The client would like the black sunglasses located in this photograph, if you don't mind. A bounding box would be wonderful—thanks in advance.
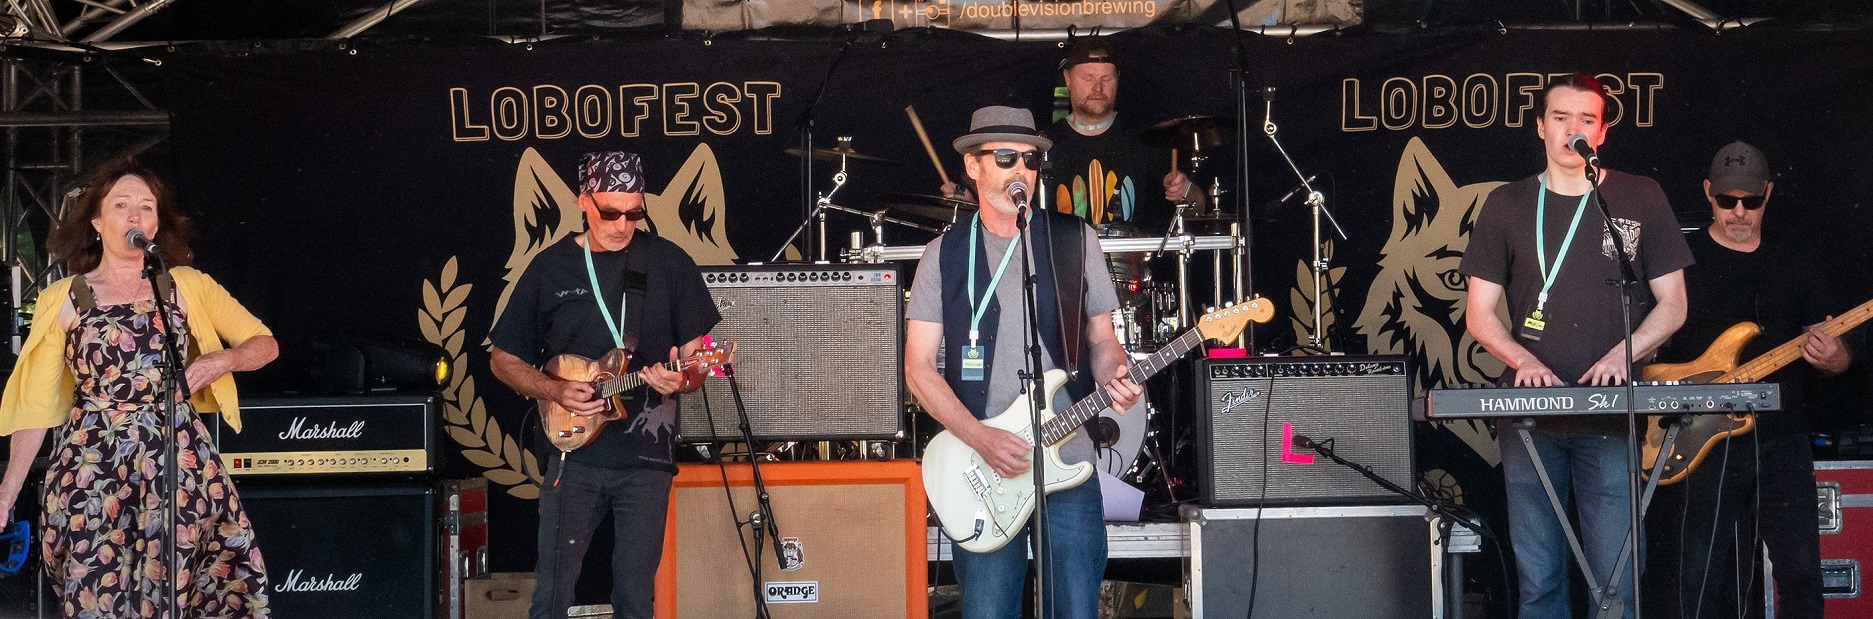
[595,206,648,221]
[975,149,1043,170]
[1713,195,1766,211]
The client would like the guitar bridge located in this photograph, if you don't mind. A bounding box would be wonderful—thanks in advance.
[964,466,991,500]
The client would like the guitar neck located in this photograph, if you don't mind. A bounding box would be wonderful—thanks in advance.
[1036,328,1204,446]
[595,359,685,398]
[1719,298,1873,383]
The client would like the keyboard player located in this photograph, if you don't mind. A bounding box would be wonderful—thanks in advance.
[1458,73,1694,619]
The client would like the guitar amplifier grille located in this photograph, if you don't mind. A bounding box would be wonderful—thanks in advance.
[1199,356,1413,506]
[679,265,903,442]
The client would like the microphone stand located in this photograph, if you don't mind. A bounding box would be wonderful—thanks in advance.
[725,363,786,619]
[139,243,189,619]
[1014,201,1051,619]
[1584,162,1646,619]
[1222,0,1258,350]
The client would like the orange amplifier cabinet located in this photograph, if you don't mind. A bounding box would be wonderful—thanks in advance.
[1818,460,1873,617]
[656,460,926,619]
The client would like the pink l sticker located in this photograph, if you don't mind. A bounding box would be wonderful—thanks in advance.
[1280,422,1314,464]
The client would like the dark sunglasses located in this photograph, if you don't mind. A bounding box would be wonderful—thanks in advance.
[975,149,1043,170]
[1712,195,1766,210]
[595,206,648,221]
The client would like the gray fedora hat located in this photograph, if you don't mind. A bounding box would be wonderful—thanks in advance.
[952,105,1053,154]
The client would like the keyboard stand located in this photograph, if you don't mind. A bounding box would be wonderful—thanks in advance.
[1511,415,1691,619]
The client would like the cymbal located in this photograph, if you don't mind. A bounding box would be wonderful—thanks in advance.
[874,193,977,221]
[1141,115,1236,151]
[783,145,897,163]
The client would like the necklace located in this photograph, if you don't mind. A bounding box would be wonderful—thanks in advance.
[1069,112,1115,132]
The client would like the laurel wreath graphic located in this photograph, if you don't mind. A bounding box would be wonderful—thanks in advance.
[420,257,544,499]
[1289,238,1348,348]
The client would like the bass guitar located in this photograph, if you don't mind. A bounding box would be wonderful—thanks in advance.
[1640,297,1873,484]
[924,301,1270,553]
[541,342,735,452]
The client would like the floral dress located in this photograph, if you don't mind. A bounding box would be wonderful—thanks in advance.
[41,282,270,617]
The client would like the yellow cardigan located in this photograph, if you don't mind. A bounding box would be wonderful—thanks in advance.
[0,267,272,435]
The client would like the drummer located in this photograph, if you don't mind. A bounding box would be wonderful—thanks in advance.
[941,35,1200,234]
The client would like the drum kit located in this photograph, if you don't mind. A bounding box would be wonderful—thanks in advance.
[772,114,1257,486]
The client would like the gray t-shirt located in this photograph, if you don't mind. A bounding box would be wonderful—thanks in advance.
[907,224,1121,464]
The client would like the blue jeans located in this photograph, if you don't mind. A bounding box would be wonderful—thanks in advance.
[951,480,1106,619]
[530,459,674,619]
[1499,422,1641,619]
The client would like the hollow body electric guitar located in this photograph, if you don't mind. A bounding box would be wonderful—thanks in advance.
[1640,298,1873,485]
[924,301,1271,553]
[541,342,735,452]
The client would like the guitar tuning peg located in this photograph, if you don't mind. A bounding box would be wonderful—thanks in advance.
[1205,306,1216,313]
[1225,301,1235,307]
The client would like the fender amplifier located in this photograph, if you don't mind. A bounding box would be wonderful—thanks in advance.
[1198,356,1414,506]
[678,264,904,442]
[209,394,437,477]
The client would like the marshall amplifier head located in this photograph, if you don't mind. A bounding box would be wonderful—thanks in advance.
[678,264,904,442]
[210,394,437,477]
[1198,356,1414,506]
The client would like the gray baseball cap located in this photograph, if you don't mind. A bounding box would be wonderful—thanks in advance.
[1707,141,1771,196]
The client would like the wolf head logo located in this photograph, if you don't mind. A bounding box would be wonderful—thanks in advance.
[1357,137,1508,389]
[1355,137,1508,463]
[490,145,739,334]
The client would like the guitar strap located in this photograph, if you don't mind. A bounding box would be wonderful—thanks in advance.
[620,244,648,355]
[1043,211,1087,375]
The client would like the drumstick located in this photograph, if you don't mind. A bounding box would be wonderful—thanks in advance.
[905,106,952,186]
[1170,148,1178,172]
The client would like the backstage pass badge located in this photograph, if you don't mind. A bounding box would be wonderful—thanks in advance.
[961,346,987,381]
[1520,309,1547,341]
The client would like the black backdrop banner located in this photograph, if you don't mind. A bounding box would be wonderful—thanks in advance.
[161,29,1873,576]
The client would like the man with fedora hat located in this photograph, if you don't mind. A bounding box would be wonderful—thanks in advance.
[906,105,1143,617]
[1645,140,1854,617]
[488,151,721,619]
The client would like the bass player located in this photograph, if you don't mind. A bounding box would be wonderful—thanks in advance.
[1644,140,1857,618]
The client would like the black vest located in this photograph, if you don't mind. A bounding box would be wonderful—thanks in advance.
[937,209,1093,418]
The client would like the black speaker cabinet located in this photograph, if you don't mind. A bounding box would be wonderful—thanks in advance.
[1185,505,1438,617]
[240,482,436,618]
[678,264,904,442]
[1197,356,1413,506]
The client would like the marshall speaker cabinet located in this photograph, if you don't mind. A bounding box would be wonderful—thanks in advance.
[240,482,437,618]
[1198,356,1413,506]
[678,264,904,442]
[211,394,437,477]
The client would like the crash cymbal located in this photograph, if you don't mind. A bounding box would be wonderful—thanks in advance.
[1141,115,1236,151]
[783,145,898,164]
[874,193,977,221]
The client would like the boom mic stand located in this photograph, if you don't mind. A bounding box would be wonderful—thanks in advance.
[724,362,791,619]
[792,32,861,261]
[139,242,188,618]
[1260,87,1346,352]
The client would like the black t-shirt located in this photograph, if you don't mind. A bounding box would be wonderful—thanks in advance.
[488,233,720,472]
[1657,231,1838,439]
[1461,170,1696,430]
[1043,116,1173,233]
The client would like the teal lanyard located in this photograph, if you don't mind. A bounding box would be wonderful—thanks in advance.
[581,236,629,349]
[966,212,1023,349]
[1535,173,1593,312]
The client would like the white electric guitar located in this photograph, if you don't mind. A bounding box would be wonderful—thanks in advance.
[923,301,1271,553]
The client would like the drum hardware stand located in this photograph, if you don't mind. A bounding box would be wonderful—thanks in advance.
[838,208,941,263]
[771,140,854,262]
[1261,87,1345,350]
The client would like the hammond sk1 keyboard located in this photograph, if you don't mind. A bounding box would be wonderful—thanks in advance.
[1421,382,1781,420]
